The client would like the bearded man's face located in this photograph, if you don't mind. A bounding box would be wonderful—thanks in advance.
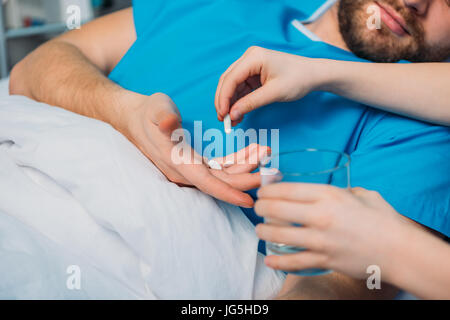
[338,0,450,62]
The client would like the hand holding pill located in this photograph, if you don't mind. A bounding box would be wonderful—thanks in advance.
[214,47,319,122]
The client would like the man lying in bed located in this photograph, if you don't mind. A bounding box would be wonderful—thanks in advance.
[9,0,450,299]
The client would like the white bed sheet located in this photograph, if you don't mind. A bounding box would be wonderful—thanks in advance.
[0,79,285,299]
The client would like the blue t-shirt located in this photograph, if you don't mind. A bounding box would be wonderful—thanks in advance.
[110,0,450,238]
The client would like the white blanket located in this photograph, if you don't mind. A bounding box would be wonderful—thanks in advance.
[0,81,284,299]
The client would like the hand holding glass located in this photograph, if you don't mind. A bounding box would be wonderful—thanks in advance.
[259,149,351,276]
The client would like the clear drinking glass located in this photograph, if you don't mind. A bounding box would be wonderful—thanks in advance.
[259,149,351,276]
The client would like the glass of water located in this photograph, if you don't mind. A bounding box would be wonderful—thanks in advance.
[259,149,351,276]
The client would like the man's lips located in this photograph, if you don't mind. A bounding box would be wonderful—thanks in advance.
[374,1,410,37]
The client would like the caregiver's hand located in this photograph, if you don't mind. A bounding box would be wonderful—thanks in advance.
[123,92,268,208]
[215,46,323,122]
[254,183,414,280]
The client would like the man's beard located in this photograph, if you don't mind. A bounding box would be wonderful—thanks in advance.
[338,0,449,62]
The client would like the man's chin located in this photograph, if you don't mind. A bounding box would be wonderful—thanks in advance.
[349,45,405,63]
[350,31,415,62]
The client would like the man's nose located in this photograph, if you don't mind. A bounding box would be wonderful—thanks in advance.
[403,0,430,16]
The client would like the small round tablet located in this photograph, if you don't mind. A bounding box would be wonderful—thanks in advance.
[207,159,223,170]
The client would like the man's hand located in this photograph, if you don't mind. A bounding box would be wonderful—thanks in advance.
[215,46,325,124]
[8,6,268,208]
[123,92,269,208]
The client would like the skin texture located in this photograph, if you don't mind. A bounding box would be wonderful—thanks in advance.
[255,184,450,299]
[9,8,270,209]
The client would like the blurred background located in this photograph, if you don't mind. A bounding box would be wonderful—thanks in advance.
[0,0,132,79]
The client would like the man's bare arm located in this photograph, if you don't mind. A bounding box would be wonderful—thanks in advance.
[9,7,138,133]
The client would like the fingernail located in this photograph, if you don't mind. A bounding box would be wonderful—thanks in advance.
[256,188,263,198]
[230,109,240,121]
[242,201,254,209]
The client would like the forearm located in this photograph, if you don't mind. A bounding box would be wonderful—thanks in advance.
[385,225,450,299]
[314,59,450,126]
[9,40,141,133]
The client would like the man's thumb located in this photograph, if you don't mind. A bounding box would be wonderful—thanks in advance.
[149,93,182,135]
[158,113,182,136]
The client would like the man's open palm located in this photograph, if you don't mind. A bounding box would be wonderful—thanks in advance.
[125,93,269,208]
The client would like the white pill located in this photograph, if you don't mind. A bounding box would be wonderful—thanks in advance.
[223,160,234,168]
[224,114,232,134]
[208,159,223,170]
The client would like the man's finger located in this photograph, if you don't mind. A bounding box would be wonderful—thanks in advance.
[148,93,182,136]
[151,153,190,186]
[169,142,255,207]
[211,171,261,191]
[158,113,182,136]
[180,163,255,208]
[222,144,271,174]
[223,162,259,175]
[214,144,270,168]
